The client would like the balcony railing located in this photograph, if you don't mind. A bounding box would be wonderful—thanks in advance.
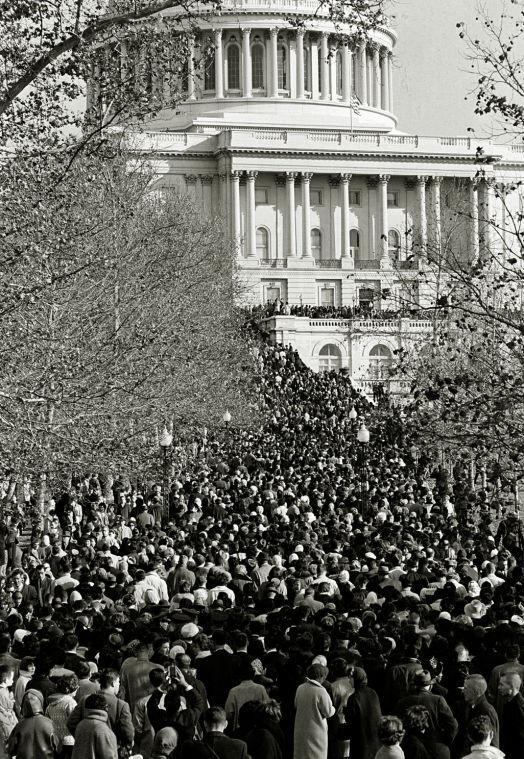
[314,259,342,269]
[259,258,288,268]
[355,260,379,270]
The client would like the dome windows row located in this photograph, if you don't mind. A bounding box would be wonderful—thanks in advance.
[255,226,402,262]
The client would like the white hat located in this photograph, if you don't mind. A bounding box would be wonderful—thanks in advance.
[180,622,200,639]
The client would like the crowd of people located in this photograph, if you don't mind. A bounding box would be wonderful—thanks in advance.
[0,323,522,759]
[254,302,434,321]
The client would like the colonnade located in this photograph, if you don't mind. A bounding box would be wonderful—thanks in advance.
[223,172,493,263]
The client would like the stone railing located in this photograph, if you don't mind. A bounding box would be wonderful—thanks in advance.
[355,260,380,269]
[259,258,288,268]
[314,259,342,269]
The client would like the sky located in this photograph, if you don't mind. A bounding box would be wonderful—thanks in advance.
[391,0,499,136]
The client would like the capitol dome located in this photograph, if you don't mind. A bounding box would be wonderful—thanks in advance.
[146,0,397,131]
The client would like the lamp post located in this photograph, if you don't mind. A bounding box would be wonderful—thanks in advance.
[348,406,358,422]
[357,423,370,516]
[159,425,173,522]
[222,410,232,428]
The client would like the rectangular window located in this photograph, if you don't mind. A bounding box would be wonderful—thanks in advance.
[310,189,323,206]
[255,188,269,205]
[277,46,288,90]
[387,191,400,208]
[349,191,361,206]
[320,288,335,306]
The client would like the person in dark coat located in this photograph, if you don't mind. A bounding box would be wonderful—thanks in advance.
[498,672,524,759]
[176,706,251,759]
[196,631,238,707]
[237,700,284,759]
[342,667,381,759]
[7,689,57,759]
[457,674,499,754]
[70,693,118,759]
[396,669,457,752]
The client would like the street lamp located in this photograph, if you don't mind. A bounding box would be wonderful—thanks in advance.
[159,426,173,522]
[357,424,371,516]
[222,410,232,427]
[348,407,358,422]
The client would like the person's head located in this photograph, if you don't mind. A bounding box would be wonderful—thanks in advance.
[498,672,522,699]
[377,716,405,747]
[76,660,92,680]
[62,633,78,652]
[148,668,166,689]
[467,715,494,747]
[20,657,36,676]
[464,674,488,706]
[0,666,14,688]
[98,670,120,695]
[85,693,108,712]
[56,673,78,695]
[404,705,430,735]
[203,706,228,733]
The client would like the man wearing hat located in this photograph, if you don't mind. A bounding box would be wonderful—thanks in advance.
[397,669,458,749]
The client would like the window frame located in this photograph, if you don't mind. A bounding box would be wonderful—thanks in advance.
[256,226,270,260]
[311,227,322,260]
[226,40,241,92]
[255,187,270,205]
[251,40,265,91]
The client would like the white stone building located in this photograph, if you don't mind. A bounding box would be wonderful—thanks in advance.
[110,0,524,389]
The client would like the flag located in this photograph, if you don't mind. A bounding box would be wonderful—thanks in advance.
[351,94,362,116]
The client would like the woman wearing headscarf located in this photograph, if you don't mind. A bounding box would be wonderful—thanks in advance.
[7,689,57,759]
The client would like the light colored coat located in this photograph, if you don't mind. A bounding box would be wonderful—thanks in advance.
[293,678,335,759]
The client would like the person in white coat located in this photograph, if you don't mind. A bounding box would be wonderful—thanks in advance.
[293,663,335,759]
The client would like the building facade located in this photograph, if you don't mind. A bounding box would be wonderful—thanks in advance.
[107,0,524,388]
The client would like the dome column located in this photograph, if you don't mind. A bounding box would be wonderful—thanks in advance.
[301,173,314,259]
[214,29,224,99]
[329,40,337,101]
[372,44,380,108]
[296,30,305,99]
[187,36,196,100]
[242,28,252,97]
[246,171,258,258]
[429,176,443,260]
[342,43,352,103]
[269,28,279,98]
[286,172,298,257]
[311,36,320,99]
[380,48,389,111]
[320,33,330,100]
[358,42,368,106]
[388,53,394,112]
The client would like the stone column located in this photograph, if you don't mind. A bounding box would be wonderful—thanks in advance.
[187,36,196,100]
[296,30,305,99]
[416,176,428,256]
[378,174,390,261]
[311,36,320,99]
[483,177,496,256]
[231,171,242,255]
[380,49,389,111]
[430,176,442,260]
[469,178,480,264]
[246,170,258,258]
[242,28,252,97]
[286,172,298,257]
[302,172,313,258]
[372,45,380,108]
[219,172,228,228]
[342,43,351,103]
[388,53,394,112]
[214,29,224,98]
[340,173,352,258]
[359,42,368,105]
[320,33,329,100]
[329,42,337,101]
[269,28,279,97]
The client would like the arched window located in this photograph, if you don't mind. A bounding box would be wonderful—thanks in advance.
[311,228,322,260]
[388,229,401,261]
[336,49,343,96]
[251,42,265,90]
[318,344,342,372]
[303,46,310,93]
[226,42,241,90]
[350,229,360,259]
[256,227,270,260]
[369,344,393,379]
[277,43,288,90]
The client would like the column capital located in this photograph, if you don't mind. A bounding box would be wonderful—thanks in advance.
[340,173,352,183]
[286,171,299,181]
[379,46,389,60]
[231,170,242,180]
[184,174,198,183]
[246,170,259,180]
[270,27,279,38]
[214,28,223,40]
[368,41,379,54]
[241,27,251,36]
[430,175,443,186]
[296,27,305,38]
[218,172,228,181]
[378,174,390,184]
[301,172,313,182]
[200,174,213,185]
[416,175,430,185]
